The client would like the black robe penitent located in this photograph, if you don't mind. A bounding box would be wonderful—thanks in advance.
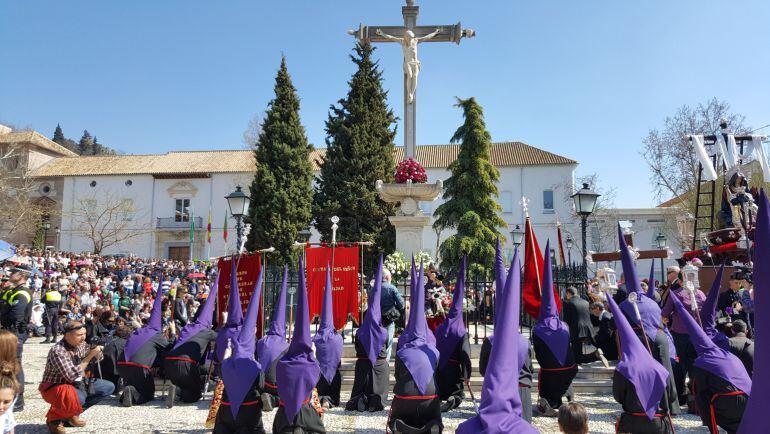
[272,394,326,434]
[315,365,341,408]
[691,366,748,434]
[164,328,216,403]
[612,371,674,434]
[118,333,169,405]
[630,327,681,416]
[213,375,266,434]
[345,339,389,412]
[479,336,533,423]
[532,334,577,409]
[436,333,471,404]
[388,355,442,433]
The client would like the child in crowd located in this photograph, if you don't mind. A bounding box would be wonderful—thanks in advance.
[0,362,19,434]
[558,402,589,434]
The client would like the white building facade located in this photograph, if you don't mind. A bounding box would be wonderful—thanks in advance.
[33,142,580,261]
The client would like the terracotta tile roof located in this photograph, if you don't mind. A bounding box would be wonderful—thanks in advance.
[0,130,78,157]
[31,141,575,177]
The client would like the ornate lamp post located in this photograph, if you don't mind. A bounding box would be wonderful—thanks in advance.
[565,234,574,266]
[655,232,668,283]
[42,220,51,249]
[571,183,600,270]
[225,186,251,253]
[510,224,525,248]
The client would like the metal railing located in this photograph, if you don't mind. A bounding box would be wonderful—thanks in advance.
[156,216,203,229]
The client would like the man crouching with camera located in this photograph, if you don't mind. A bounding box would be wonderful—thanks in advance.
[38,320,115,433]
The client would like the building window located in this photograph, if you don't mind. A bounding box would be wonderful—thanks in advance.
[89,180,97,188]
[125,180,133,187]
[543,190,554,213]
[122,199,135,221]
[500,191,513,213]
[175,199,190,222]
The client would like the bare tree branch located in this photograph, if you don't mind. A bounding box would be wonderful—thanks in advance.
[69,191,149,254]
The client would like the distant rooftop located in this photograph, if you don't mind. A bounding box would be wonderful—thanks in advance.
[0,129,78,157]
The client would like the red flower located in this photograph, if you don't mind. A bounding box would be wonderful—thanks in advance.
[394,158,427,184]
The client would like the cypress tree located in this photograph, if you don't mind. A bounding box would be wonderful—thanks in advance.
[313,42,397,255]
[52,124,65,144]
[78,130,93,155]
[92,136,103,155]
[434,97,506,273]
[244,56,314,265]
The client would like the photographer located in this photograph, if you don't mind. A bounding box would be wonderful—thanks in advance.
[39,320,114,433]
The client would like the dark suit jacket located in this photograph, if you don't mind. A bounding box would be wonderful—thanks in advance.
[562,296,596,342]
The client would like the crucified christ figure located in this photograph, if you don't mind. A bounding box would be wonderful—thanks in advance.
[375,26,443,104]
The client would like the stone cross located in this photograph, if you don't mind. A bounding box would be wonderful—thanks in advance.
[349,0,475,159]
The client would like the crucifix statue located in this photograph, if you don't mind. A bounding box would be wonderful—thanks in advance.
[348,0,475,159]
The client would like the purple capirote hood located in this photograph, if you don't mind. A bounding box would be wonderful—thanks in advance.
[456,249,538,434]
[356,254,388,365]
[737,189,770,434]
[699,264,731,351]
[396,259,439,395]
[124,287,164,361]
[215,258,246,362]
[532,241,570,366]
[312,263,343,384]
[174,272,219,350]
[607,287,669,420]
[276,257,320,422]
[256,266,289,372]
[435,255,468,370]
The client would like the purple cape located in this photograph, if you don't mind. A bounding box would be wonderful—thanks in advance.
[216,260,245,362]
[532,241,570,366]
[738,189,769,434]
[221,268,264,419]
[256,266,289,372]
[312,263,343,384]
[456,249,538,434]
[124,286,164,361]
[699,264,731,351]
[357,254,388,365]
[396,259,439,395]
[617,225,663,343]
[276,257,320,422]
[435,256,468,370]
[670,283,751,394]
[174,272,219,350]
[607,286,669,420]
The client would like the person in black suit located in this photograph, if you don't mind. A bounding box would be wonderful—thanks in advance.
[562,287,607,366]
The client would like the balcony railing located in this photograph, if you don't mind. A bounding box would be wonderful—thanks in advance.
[156,216,203,229]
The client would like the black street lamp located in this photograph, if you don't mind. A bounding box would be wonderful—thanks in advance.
[42,220,51,249]
[225,186,251,253]
[571,183,600,268]
[565,234,574,266]
[655,232,667,283]
[510,224,525,248]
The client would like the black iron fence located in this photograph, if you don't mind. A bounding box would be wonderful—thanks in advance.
[258,261,589,344]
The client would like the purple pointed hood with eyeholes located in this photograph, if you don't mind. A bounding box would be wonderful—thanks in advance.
[607,285,669,420]
[215,260,245,362]
[276,257,320,423]
[738,188,769,433]
[357,254,388,365]
[312,263,343,384]
[124,284,164,361]
[670,284,751,394]
[488,243,528,370]
[396,258,439,395]
[174,271,220,350]
[221,268,264,419]
[256,266,290,372]
[435,255,468,370]
[617,225,663,343]
[533,241,570,366]
[699,264,731,351]
[456,249,538,434]
[647,261,657,299]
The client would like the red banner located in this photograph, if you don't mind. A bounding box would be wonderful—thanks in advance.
[217,254,264,337]
[305,246,360,330]
[522,218,562,318]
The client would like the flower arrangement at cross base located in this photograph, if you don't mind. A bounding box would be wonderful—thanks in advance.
[394,157,428,184]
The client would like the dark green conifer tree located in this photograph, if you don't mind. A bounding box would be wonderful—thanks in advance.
[434,97,506,273]
[78,130,93,155]
[313,42,397,255]
[244,57,313,265]
[52,124,65,144]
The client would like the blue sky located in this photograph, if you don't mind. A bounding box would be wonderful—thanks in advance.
[2,1,769,208]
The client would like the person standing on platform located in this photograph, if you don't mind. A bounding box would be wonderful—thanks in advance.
[312,266,343,409]
[563,286,607,366]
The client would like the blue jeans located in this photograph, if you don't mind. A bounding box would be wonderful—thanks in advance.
[385,322,395,362]
[76,379,115,410]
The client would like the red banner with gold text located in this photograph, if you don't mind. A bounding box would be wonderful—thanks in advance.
[217,254,263,337]
[305,246,360,330]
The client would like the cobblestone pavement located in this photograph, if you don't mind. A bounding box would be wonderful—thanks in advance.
[14,337,713,433]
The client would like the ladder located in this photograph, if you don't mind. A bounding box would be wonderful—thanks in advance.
[691,155,718,251]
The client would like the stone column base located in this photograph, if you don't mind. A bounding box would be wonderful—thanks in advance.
[389,215,432,259]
